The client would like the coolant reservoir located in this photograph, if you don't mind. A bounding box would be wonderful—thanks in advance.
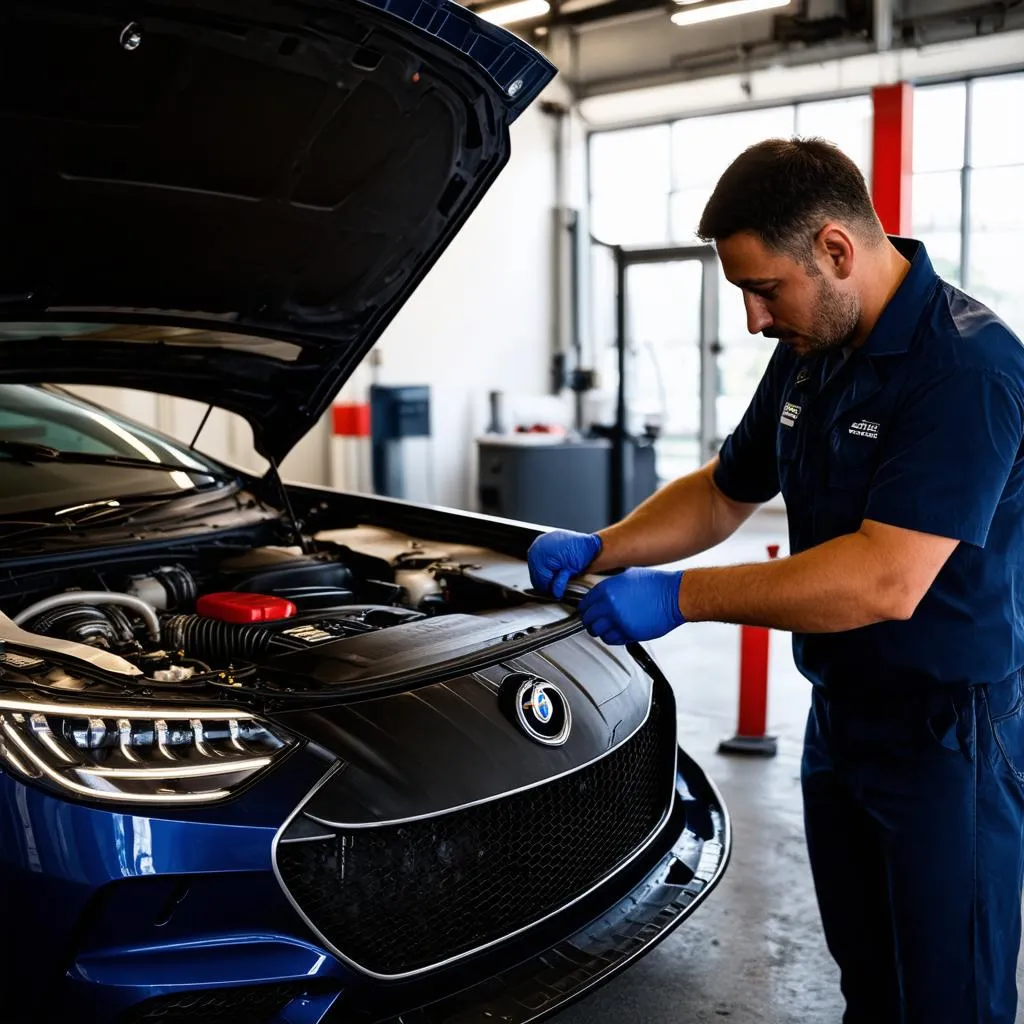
[394,569,441,609]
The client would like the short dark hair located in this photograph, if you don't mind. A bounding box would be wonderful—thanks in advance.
[696,137,885,266]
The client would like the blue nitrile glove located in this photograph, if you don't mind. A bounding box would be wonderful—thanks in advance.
[579,568,686,646]
[527,530,603,600]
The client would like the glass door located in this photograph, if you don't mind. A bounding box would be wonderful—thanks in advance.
[713,262,776,463]
[615,248,721,486]
[625,259,704,482]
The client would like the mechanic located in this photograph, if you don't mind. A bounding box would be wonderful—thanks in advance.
[528,138,1024,1024]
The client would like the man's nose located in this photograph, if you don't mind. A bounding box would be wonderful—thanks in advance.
[744,293,773,335]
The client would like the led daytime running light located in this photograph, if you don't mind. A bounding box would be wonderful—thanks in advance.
[0,694,295,804]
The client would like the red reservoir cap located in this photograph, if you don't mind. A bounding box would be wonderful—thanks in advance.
[196,592,297,623]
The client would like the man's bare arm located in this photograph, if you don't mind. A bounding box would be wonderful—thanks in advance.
[678,519,958,632]
[590,458,761,572]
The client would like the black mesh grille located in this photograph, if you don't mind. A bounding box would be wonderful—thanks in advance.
[276,690,675,977]
[120,982,322,1024]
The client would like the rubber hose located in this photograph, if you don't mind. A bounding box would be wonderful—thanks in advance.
[163,615,277,665]
[14,592,161,642]
[27,605,121,647]
[156,566,197,610]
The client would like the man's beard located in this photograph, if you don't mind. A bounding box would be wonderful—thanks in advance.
[801,277,860,354]
[764,278,861,354]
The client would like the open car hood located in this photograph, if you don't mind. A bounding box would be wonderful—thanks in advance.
[0,1,555,464]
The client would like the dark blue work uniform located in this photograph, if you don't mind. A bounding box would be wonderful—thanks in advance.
[714,238,1024,1024]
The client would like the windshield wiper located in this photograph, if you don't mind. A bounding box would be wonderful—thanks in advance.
[0,486,245,543]
[0,439,232,479]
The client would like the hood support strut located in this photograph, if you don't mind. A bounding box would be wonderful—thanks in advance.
[267,456,310,555]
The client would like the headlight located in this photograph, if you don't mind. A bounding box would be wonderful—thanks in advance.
[0,694,296,804]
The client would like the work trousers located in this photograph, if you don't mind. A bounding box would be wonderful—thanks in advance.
[802,672,1024,1024]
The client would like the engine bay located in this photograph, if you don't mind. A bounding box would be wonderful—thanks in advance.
[0,524,573,702]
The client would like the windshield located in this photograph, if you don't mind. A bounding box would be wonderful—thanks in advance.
[0,385,232,518]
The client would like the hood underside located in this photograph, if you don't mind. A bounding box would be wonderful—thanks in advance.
[0,1,555,463]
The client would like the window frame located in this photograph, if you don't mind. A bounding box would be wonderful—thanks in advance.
[585,89,877,249]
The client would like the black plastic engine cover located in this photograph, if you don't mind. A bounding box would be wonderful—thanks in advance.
[215,547,357,608]
[271,633,651,825]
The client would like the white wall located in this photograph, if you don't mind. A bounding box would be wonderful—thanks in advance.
[347,103,560,510]
[67,101,561,510]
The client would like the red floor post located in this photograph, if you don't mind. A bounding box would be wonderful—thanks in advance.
[718,544,780,758]
[330,401,373,493]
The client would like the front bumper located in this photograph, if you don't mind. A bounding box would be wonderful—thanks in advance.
[355,747,730,1024]
[0,743,728,1024]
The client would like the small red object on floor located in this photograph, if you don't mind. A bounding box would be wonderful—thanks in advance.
[196,592,297,624]
[718,544,780,758]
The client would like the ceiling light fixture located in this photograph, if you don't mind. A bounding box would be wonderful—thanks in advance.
[671,0,790,27]
[479,0,551,25]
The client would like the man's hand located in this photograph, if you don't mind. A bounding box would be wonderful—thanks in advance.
[527,530,602,599]
[579,568,686,645]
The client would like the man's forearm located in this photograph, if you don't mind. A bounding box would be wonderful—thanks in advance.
[591,461,757,571]
[678,529,918,633]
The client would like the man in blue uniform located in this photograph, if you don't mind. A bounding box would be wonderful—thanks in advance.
[528,138,1024,1024]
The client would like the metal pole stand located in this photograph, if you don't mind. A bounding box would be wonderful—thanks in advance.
[718,544,780,758]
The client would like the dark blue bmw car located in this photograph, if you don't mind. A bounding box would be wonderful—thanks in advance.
[0,3,729,1021]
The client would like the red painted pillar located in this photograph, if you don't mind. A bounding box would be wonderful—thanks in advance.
[871,83,914,236]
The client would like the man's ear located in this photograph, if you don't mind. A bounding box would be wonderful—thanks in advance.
[816,224,855,280]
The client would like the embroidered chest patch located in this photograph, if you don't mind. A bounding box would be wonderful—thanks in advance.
[848,419,880,440]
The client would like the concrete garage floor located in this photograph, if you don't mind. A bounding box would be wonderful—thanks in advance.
[554,511,1024,1024]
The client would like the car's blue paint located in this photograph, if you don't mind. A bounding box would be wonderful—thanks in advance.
[0,749,723,1024]
[1,797,337,1019]
[357,0,556,121]
[0,748,353,1020]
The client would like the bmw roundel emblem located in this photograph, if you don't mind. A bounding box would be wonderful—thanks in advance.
[505,673,572,746]
[532,689,553,724]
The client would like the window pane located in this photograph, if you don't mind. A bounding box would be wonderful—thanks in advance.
[913,169,962,286]
[593,260,706,480]
[913,83,966,172]
[795,95,874,183]
[590,125,671,196]
[970,73,1024,169]
[718,264,749,345]
[715,263,775,444]
[969,233,1024,338]
[592,245,620,422]
[589,244,617,358]
[968,165,1024,337]
[672,106,796,191]
[624,261,703,479]
[591,193,669,246]
[915,232,962,288]
[716,340,775,452]
[627,262,701,351]
[670,186,713,244]
[912,170,962,233]
[971,167,1024,232]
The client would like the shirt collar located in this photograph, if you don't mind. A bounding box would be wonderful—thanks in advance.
[861,236,939,357]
